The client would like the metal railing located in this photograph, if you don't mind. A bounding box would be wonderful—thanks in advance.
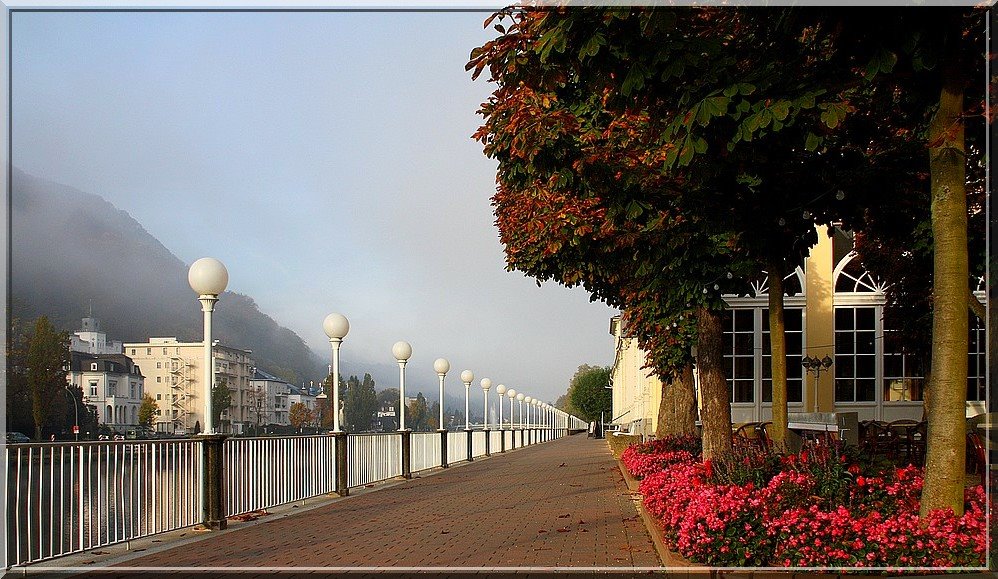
[224,435,336,517]
[347,433,401,487]
[6,424,581,568]
[471,431,487,458]
[5,439,201,568]
[409,432,441,473]
[446,431,467,465]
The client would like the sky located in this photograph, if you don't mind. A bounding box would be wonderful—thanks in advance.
[11,10,618,405]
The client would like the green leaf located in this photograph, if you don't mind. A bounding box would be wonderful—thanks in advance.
[770,100,790,122]
[678,142,694,166]
[723,84,738,98]
[625,200,644,220]
[621,62,647,96]
[579,32,605,59]
[738,83,756,96]
[805,132,822,151]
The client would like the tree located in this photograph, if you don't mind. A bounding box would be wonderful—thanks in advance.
[428,401,441,431]
[27,316,70,441]
[344,373,378,432]
[289,402,313,433]
[468,7,835,459]
[6,317,33,436]
[567,365,611,423]
[470,6,985,475]
[138,394,158,429]
[408,392,430,432]
[211,380,232,433]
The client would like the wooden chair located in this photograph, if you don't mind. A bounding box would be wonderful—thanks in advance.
[967,431,986,475]
[755,421,773,452]
[859,420,892,457]
[887,419,920,464]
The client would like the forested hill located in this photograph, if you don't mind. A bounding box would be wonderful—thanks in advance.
[9,168,325,384]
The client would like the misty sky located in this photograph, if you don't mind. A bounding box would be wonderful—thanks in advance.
[12,10,618,404]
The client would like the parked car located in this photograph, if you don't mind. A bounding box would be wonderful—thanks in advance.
[6,432,30,444]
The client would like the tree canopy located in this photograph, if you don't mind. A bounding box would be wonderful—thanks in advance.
[567,364,612,423]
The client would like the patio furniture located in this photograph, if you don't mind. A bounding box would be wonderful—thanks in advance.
[886,419,920,465]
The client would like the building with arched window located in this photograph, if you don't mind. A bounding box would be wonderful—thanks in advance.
[610,227,986,434]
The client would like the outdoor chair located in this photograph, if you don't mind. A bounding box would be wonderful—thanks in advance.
[859,420,892,457]
[886,419,920,464]
[754,421,773,452]
[732,422,760,444]
[967,431,986,475]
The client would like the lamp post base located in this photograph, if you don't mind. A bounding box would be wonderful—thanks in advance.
[400,430,412,479]
[439,429,448,468]
[199,433,228,530]
[333,432,348,496]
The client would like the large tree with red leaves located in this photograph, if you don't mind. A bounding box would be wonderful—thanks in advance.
[469,6,986,489]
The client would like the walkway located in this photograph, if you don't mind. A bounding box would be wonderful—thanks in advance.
[64,434,660,575]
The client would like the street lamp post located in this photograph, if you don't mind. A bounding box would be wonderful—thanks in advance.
[188,257,228,435]
[524,396,532,428]
[393,341,412,431]
[516,393,525,446]
[801,355,834,406]
[480,378,492,430]
[506,389,516,448]
[394,341,413,479]
[495,384,506,452]
[480,378,491,455]
[462,371,474,431]
[496,385,506,429]
[187,256,228,531]
[435,359,451,429]
[323,314,349,433]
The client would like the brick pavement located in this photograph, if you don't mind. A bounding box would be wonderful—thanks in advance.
[85,434,660,574]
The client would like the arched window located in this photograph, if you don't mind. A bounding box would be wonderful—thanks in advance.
[105,405,113,424]
[833,252,890,294]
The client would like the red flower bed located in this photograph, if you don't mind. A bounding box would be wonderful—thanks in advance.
[622,438,986,568]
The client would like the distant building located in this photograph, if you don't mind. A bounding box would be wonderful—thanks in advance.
[123,338,254,435]
[70,316,123,355]
[66,351,144,432]
[249,369,291,430]
[374,402,397,432]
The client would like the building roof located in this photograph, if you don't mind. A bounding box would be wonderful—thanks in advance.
[69,351,144,377]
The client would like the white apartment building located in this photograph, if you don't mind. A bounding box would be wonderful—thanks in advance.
[248,369,291,430]
[66,352,144,432]
[123,338,255,435]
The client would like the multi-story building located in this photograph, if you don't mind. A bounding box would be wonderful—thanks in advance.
[610,228,987,434]
[70,316,124,355]
[66,351,144,432]
[248,369,291,430]
[123,337,255,435]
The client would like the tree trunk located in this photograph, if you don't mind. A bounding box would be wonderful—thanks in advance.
[656,363,697,438]
[921,48,968,517]
[767,259,788,449]
[696,306,733,462]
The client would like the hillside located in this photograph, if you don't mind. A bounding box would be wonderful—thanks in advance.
[9,168,325,384]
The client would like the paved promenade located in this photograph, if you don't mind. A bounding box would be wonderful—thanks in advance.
[56,434,659,576]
